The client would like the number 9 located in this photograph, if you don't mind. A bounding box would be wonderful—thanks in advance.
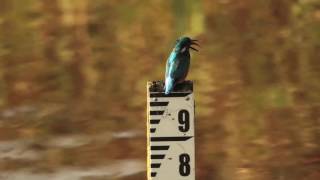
[178,109,190,132]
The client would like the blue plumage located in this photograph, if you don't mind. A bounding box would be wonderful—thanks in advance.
[164,37,199,94]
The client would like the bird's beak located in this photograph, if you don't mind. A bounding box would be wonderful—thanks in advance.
[190,39,200,51]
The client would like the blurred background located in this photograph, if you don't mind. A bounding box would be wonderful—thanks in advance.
[0,0,320,179]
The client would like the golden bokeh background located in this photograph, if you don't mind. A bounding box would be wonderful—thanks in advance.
[0,0,320,179]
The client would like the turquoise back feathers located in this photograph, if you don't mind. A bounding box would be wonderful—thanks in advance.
[164,37,199,94]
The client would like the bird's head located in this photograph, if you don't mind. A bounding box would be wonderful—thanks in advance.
[174,37,199,53]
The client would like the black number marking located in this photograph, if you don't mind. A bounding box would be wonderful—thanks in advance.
[178,109,190,132]
[179,153,191,176]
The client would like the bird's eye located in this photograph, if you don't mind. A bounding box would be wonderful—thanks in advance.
[176,39,179,43]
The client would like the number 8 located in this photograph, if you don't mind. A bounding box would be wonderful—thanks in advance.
[179,153,190,176]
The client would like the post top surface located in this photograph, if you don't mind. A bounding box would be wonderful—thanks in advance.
[148,80,193,93]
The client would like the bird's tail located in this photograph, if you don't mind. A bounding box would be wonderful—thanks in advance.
[164,77,174,95]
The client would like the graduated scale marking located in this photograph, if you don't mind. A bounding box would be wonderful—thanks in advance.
[148,92,194,178]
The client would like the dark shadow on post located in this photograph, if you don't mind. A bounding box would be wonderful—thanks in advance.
[148,80,193,93]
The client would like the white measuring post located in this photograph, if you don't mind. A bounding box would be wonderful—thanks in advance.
[147,81,195,180]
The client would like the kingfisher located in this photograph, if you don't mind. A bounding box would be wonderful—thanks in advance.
[164,37,199,94]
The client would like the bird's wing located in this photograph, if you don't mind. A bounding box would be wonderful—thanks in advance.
[165,50,177,78]
[166,50,188,81]
[169,54,190,82]
[168,57,180,80]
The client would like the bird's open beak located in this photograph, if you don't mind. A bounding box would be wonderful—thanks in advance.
[190,39,200,51]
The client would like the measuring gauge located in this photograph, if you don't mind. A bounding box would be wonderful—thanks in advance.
[147,81,195,180]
